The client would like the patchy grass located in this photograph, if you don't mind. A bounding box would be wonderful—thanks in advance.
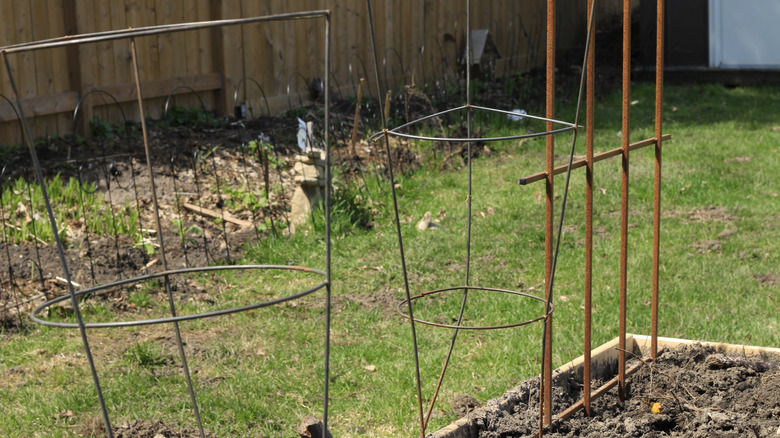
[1,82,779,437]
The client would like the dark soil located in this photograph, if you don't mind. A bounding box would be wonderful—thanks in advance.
[111,419,217,438]
[473,344,780,437]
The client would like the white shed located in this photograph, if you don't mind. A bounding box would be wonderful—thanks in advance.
[709,0,780,68]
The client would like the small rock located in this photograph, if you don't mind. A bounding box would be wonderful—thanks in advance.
[416,211,433,231]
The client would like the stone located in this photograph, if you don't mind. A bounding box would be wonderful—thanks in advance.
[289,149,327,233]
[293,162,325,186]
[289,185,323,233]
[416,211,439,231]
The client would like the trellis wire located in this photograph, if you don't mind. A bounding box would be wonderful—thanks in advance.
[163,86,208,120]
[287,71,311,110]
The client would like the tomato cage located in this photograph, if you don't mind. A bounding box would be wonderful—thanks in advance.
[1,11,333,438]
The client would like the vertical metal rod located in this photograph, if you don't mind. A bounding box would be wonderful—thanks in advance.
[651,0,665,361]
[129,38,206,438]
[464,0,473,290]
[423,0,474,430]
[584,0,596,417]
[2,50,115,438]
[618,0,631,403]
[537,4,597,433]
[364,2,426,436]
[541,0,555,429]
[322,12,332,437]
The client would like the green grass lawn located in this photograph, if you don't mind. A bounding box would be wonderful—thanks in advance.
[1,82,779,437]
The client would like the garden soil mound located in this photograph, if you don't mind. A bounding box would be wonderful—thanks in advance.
[475,343,780,437]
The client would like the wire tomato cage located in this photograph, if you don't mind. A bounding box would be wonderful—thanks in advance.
[365,0,669,436]
[1,11,333,438]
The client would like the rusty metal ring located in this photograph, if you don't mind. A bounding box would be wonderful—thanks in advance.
[396,285,553,330]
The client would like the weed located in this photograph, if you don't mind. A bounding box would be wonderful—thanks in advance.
[128,289,153,308]
[171,218,203,246]
[124,341,170,367]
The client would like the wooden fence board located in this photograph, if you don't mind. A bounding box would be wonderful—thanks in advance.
[96,73,221,104]
[0,91,78,123]
[0,0,614,142]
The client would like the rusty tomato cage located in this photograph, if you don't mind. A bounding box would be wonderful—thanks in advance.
[366,0,670,436]
[1,11,334,438]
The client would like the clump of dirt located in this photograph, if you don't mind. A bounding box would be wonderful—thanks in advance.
[471,344,780,437]
[342,288,402,316]
[687,206,738,222]
[112,419,217,438]
[691,239,722,254]
[755,273,780,287]
[71,417,217,438]
[452,394,481,418]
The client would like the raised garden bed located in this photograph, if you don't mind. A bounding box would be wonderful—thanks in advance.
[431,335,780,438]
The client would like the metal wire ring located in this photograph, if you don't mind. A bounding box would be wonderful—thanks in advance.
[396,285,553,330]
[368,104,581,144]
[31,265,327,329]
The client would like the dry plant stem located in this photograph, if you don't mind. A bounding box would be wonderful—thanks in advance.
[351,78,365,157]
[384,90,391,125]
[768,295,780,313]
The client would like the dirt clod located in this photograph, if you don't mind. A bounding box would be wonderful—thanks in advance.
[111,419,217,438]
[452,394,481,418]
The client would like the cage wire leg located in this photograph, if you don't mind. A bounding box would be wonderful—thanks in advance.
[364,1,427,436]
[537,2,597,434]
[323,14,332,435]
[0,188,25,329]
[421,1,474,431]
[1,50,116,438]
[129,38,207,438]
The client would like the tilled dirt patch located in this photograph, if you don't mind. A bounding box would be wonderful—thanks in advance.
[471,344,780,437]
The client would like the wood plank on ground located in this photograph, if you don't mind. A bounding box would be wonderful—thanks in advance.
[182,202,253,228]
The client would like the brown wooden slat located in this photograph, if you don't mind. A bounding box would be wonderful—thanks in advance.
[93,72,221,105]
[0,90,78,122]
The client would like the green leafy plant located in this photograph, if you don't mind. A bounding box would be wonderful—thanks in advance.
[164,106,225,128]
[171,218,203,247]
[89,118,114,139]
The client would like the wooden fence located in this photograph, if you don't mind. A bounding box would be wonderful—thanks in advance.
[0,0,629,144]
